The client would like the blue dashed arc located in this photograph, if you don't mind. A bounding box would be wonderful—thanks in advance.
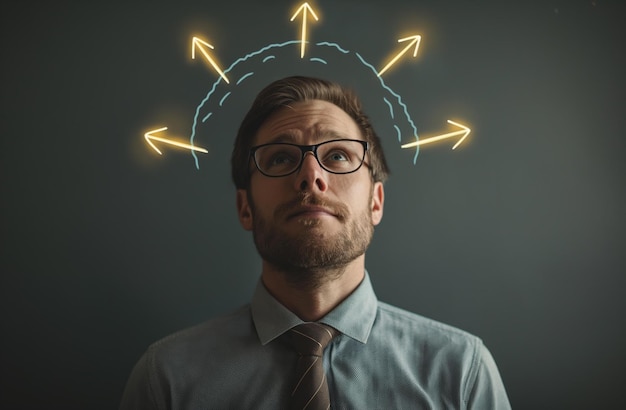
[189,40,422,169]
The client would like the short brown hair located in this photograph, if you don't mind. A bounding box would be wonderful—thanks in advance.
[231,76,390,189]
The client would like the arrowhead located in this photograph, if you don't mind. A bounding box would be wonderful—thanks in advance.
[191,36,214,59]
[378,34,422,76]
[144,127,209,155]
[398,35,422,57]
[144,127,168,155]
[448,120,471,149]
[291,2,319,21]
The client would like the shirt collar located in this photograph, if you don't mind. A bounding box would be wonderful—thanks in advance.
[251,271,378,345]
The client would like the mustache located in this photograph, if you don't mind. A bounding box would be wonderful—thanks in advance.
[275,192,348,220]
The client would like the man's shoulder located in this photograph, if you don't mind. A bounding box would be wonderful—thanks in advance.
[375,301,482,349]
[146,304,254,357]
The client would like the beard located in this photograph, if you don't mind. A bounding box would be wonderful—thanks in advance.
[249,190,374,289]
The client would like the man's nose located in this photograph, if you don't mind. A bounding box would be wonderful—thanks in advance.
[295,152,329,192]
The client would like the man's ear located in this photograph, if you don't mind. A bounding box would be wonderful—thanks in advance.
[236,189,253,231]
[371,182,384,226]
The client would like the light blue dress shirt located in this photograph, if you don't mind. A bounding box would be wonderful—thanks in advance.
[120,273,511,409]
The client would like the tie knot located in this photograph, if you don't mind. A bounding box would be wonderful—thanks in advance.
[289,323,337,357]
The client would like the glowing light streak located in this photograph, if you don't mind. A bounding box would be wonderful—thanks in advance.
[145,127,208,155]
[401,120,471,150]
[378,35,422,77]
[191,36,230,84]
[290,2,319,58]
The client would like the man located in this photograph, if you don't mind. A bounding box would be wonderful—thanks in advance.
[120,76,511,409]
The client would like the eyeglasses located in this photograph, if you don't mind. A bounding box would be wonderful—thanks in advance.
[250,139,369,177]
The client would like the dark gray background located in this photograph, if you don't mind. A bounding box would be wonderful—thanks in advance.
[2,1,624,409]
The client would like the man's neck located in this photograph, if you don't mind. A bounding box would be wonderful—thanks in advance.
[260,257,366,322]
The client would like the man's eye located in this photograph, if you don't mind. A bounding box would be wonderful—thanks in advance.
[269,152,297,166]
[326,150,349,162]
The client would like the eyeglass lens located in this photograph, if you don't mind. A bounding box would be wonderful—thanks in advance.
[254,140,366,176]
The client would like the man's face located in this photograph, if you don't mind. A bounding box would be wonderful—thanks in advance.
[236,100,384,286]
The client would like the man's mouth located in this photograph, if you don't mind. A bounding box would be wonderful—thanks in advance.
[288,205,337,219]
[276,192,348,222]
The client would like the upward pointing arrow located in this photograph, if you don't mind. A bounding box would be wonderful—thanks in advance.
[378,35,422,77]
[191,36,230,84]
[290,2,319,58]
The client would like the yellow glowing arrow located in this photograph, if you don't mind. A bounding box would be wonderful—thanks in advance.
[378,35,422,77]
[191,36,230,84]
[290,2,319,58]
[401,120,471,150]
[144,127,208,155]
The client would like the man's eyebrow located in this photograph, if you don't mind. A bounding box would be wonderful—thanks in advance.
[264,130,352,144]
[265,133,298,144]
[320,130,351,140]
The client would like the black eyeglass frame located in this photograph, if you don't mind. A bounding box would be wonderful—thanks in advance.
[249,138,370,178]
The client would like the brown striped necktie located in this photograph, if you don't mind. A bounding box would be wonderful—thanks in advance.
[288,323,338,410]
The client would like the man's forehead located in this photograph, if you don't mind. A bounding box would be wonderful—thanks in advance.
[253,100,361,144]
